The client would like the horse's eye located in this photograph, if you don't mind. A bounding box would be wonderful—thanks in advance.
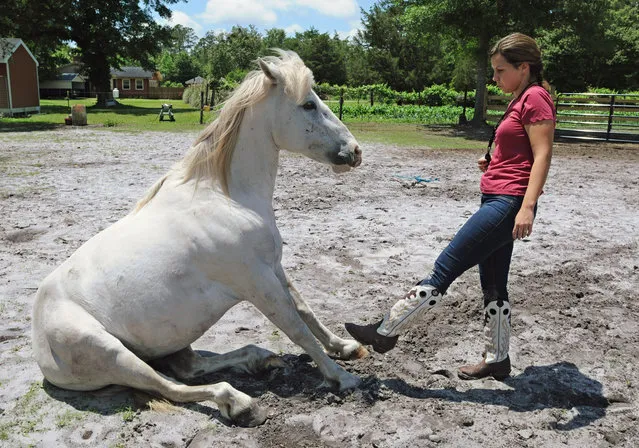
[302,101,316,111]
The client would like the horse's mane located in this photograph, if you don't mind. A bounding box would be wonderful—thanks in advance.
[135,50,313,212]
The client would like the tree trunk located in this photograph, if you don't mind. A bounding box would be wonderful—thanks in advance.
[86,55,113,107]
[471,33,490,126]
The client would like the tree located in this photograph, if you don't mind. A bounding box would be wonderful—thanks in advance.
[357,1,451,91]
[157,51,201,85]
[400,0,511,125]
[344,40,381,86]
[169,25,199,53]
[603,0,639,90]
[69,0,179,105]
[3,0,179,105]
[263,28,287,51]
[1,0,70,77]
[287,29,347,85]
[399,0,615,124]
[226,25,263,71]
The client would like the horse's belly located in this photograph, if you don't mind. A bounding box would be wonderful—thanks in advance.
[110,283,241,359]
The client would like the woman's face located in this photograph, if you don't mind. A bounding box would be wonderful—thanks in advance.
[491,53,529,95]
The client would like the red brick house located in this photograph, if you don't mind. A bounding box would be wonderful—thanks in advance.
[0,38,40,116]
[110,67,159,98]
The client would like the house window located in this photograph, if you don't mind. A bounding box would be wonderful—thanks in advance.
[122,79,131,90]
[112,79,117,89]
[135,79,144,90]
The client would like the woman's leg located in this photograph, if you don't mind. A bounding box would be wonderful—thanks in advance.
[457,244,515,380]
[427,195,522,293]
[346,195,522,352]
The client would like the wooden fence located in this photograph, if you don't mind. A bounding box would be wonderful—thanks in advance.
[148,87,184,100]
[486,92,639,143]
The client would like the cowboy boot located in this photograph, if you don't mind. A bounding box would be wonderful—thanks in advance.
[458,298,512,380]
[345,284,442,353]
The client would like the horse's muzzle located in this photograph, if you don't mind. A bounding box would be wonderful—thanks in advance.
[336,145,362,167]
[350,145,362,167]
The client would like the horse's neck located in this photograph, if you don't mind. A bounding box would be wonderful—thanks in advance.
[228,112,279,211]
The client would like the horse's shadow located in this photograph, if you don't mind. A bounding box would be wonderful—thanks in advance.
[43,354,609,430]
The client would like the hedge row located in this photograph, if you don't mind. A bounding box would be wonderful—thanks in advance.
[314,83,505,107]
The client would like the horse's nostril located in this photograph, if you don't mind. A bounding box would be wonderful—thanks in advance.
[354,145,361,155]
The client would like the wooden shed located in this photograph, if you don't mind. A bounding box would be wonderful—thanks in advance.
[0,38,40,116]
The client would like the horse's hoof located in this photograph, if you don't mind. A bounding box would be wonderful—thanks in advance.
[350,345,369,360]
[330,340,369,360]
[338,373,361,392]
[232,403,269,427]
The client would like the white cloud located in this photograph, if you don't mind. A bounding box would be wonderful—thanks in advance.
[200,0,278,25]
[336,27,360,40]
[295,0,358,18]
[198,0,358,25]
[284,24,304,35]
[168,11,204,36]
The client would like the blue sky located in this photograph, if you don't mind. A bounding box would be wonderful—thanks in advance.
[163,0,378,39]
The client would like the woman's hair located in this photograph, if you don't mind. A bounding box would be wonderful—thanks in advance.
[490,33,549,90]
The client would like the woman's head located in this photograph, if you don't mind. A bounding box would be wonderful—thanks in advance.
[490,33,546,94]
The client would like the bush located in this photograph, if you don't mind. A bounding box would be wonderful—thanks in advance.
[182,86,203,108]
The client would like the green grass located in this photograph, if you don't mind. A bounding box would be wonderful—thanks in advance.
[0,382,45,439]
[1,98,211,132]
[0,98,487,149]
[347,121,484,149]
[117,406,136,422]
[55,410,84,428]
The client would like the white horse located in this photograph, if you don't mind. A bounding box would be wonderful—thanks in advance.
[32,50,365,427]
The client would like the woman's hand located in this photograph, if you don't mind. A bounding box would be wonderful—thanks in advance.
[513,207,535,239]
[478,156,489,172]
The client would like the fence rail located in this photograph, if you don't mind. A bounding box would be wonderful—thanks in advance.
[486,92,639,143]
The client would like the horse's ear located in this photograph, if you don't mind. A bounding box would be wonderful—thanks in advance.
[258,59,280,84]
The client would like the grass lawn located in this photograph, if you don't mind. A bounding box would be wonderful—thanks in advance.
[0,98,210,133]
[346,121,485,150]
[1,98,486,149]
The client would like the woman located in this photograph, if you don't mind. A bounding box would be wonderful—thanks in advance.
[345,33,556,380]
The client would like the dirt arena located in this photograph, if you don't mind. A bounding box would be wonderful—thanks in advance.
[0,127,637,447]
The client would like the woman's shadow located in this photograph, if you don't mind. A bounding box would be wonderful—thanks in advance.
[376,361,611,430]
[42,356,613,431]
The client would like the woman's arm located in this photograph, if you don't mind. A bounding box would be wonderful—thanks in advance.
[512,119,554,239]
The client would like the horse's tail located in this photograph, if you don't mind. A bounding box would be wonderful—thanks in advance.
[134,174,169,212]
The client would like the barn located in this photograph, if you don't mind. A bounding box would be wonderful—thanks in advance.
[0,38,40,116]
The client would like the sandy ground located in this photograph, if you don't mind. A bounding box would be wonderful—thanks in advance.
[0,127,638,448]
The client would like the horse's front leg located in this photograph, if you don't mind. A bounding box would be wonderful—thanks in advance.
[275,266,368,361]
[250,266,360,391]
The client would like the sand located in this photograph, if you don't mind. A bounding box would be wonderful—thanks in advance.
[0,127,637,447]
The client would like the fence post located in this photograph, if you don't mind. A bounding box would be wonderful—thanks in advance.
[483,89,488,122]
[370,90,374,107]
[606,95,615,141]
[339,88,344,121]
[200,91,204,124]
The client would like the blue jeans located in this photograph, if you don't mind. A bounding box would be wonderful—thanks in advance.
[421,194,535,303]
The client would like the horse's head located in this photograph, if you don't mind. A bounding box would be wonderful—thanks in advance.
[258,52,362,172]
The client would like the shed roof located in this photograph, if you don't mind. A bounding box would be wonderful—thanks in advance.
[110,67,154,78]
[0,38,38,65]
[185,76,206,85]
[58,73,86,82]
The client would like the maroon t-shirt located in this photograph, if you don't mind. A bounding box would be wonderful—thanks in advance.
[480,85,556,196]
